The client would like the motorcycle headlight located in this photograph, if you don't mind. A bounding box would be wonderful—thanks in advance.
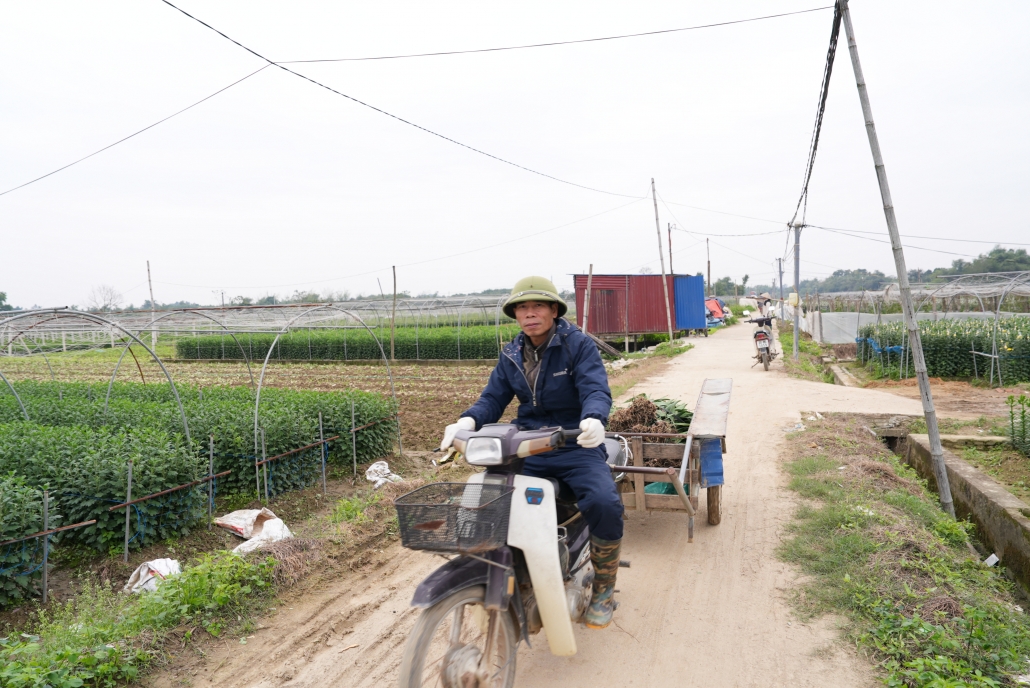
[465,437,503,466]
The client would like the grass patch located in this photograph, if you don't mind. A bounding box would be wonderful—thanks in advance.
[329,491,382,525]
[0,552,274,688]
[959,445,1030,503]
[778,323,832,383]
[779,414,1030,686]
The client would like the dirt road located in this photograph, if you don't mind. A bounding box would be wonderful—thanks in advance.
[156,324,926,688]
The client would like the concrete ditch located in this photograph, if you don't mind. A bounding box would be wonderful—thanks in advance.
[903,433,1030,593]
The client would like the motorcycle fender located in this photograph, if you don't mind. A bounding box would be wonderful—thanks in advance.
[468,473,576,656]
[410,556,489,609]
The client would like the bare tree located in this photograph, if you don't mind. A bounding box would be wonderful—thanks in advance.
[639,267,654,275]
[85,284,122,312]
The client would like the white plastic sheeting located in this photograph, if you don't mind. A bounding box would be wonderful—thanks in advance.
[365,460,403,489]
[800,309,1030,345]
[123,558,181,593]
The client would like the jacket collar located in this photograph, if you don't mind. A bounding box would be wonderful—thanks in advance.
[504,317,574,358]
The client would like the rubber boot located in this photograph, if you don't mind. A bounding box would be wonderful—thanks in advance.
[584,535,621,629]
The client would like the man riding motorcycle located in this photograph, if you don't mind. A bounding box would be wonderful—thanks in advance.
[439,276,623,629]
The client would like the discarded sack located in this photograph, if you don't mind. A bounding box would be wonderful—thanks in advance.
[123,558,181,594]
[233,518,292,554]
[214,508,294,554]
[366,460,402,489]
[214,508,279,539]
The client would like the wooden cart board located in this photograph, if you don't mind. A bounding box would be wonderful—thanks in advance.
[614,378,733,541]
[688,378,731,451]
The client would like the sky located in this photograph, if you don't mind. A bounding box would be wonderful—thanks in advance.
[2,0,1027,309]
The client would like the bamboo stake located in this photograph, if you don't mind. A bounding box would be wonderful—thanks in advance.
[391,266,397,361]
[319,412,327,494]
[42,491,49,604]
[124,460,132,563]
[208,436,214,529]
[840,0,954,516]
[651,179,676,343]
[582,264,594,335]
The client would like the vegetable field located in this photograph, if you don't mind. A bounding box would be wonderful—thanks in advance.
[858,317,1030,382]
[0,474,52,605]
[0,379,398,598]
[173,324,521,361]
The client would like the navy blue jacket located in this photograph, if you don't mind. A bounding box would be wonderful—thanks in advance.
[461,317,612,431]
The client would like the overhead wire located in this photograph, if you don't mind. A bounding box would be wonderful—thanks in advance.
[812,225,979,258]
[157,0,641,199]
[788,3,842,228]
[280,7,834,63]
[155,193,650,291]
[806,224,1030,247]
[0,65,270,198]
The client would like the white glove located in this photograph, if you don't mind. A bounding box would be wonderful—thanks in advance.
[577,418,605,448]
[440,417,476,451]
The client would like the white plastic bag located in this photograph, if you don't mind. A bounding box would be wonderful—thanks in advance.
[123,558,181,594]
[365,460,402,489]
[232,518,292,554]
[214,508,279,539]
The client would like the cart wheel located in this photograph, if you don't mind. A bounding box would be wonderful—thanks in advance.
[707,485,722,525]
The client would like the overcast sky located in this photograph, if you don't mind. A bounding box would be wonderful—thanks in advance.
[2,0,1027,308]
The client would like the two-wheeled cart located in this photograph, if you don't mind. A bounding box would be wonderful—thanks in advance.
[612,378,731,542]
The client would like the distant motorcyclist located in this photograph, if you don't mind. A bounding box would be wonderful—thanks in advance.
[439,276,623,629]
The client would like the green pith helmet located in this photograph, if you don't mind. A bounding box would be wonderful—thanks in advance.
[502,275,568,319]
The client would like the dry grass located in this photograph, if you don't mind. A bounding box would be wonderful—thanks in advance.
[261,539,323,587]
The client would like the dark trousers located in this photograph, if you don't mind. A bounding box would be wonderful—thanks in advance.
[522,445,624,541]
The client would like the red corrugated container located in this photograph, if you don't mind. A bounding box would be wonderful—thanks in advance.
[573,274,677,336]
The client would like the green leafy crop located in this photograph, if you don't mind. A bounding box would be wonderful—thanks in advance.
[173,324,521,361]
[858,318,1030,382]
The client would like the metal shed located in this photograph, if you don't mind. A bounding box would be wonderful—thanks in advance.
[573,274,678,340]
[674,275,707,331]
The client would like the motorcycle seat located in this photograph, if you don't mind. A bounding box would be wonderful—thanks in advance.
[544,477,579,507]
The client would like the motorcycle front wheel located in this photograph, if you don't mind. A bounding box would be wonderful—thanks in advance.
[397,585,517,688]
[762,351,770,371]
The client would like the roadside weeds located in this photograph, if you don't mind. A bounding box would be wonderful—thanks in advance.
[779,414,1030,686]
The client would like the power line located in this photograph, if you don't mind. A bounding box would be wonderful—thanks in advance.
[280,7,834,63]
[789,3,842,226]
[812,225,978,258]
[807,224,1030,247]
[670,226,785,237]
[0,65,270,198]
[659,199,787,225]
[155,194,649,291]
[157,0,639,199]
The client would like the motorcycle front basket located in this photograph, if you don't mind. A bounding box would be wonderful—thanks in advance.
[395,482,514,554]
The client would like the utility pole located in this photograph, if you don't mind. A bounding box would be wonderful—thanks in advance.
[146,261,157,350]
[793,222,802,361]
[651,179,676,344]
[777,258,785,320]
[706,239,711,297]
[391,266,397,361]
[667,221,675,271]
[841,0,954,516]
[582,264,594,335]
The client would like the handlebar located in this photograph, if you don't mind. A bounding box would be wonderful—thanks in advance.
[560,428,582,441]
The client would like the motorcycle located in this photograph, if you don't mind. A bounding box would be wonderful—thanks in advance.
[743,309,777,371]
[394,424,628,688]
